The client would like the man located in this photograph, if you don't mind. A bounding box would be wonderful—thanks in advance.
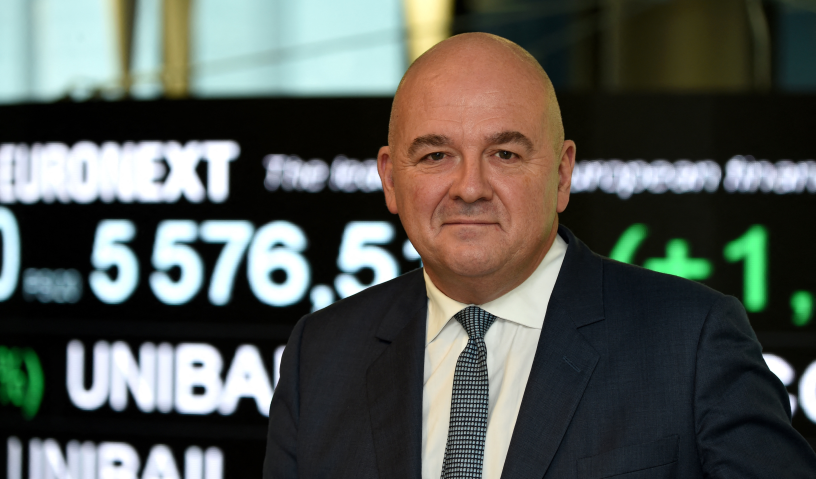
[264,33,816,478]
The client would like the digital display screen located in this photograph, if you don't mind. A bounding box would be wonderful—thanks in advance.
[1,96,815,479]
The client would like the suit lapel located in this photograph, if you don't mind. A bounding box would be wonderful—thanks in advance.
[366,270,427,479]
[500,226,605,479]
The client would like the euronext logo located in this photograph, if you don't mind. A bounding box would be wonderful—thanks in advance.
[0,346,44,419]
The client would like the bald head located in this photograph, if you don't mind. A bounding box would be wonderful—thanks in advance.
[389,33,564,156]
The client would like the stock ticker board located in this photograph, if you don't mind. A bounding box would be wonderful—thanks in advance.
[1,95,816,478]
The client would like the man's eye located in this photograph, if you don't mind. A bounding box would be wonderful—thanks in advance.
[497,150,514,160]
[428,152,445,161]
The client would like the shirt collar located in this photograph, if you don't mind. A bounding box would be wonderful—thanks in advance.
[424,232,568,344]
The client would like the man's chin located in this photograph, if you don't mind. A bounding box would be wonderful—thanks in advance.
[439,252,503,279]
[441,223,501,241]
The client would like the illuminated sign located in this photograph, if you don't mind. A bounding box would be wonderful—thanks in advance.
[1,96,815,479]
[66,341,283,416]
[0,205,417,309]
[571,156,816,199]
[6,437,223,479]
[0,346,43,419]
[0,141,239,205]
[723,155,816,194]
[262,154,382,193]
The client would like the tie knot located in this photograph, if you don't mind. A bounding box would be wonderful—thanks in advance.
[454,306,496,340]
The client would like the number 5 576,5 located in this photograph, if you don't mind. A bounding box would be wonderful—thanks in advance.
[89,219,310,307]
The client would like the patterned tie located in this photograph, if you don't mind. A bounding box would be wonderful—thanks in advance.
[440,306,497,479]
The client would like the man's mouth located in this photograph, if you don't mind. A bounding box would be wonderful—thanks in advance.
[442,220,498,227]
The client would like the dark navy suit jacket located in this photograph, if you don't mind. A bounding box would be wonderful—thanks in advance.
[264,226,816,478]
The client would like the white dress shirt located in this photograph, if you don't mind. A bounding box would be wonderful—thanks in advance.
[421,233,567,479]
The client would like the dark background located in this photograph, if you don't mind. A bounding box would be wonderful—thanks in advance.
[2,96,815,478]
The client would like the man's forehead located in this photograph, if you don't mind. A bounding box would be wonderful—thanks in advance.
[402,112,542,136]
[415,89,528,110]
[403,81,543,116]
[405,130,536,157]
[399,88,546,138]
[397,62,547,122]
[408,68,542,100]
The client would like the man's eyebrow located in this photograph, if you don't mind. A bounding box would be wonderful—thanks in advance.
[487,131,534,152]
[407,134,451,157]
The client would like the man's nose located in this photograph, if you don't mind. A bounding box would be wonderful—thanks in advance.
[449,153,493,203]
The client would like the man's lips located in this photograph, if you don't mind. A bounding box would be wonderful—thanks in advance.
[441,220,497,226]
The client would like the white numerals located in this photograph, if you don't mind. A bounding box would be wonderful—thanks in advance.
[89,220,140,304]
[149,220,204,305]
[0,207,21,301]
[248,221,310,307]
[335,221,399,299]
[200,220,254,306]
[91,219,311,307]
[85,219,407,308]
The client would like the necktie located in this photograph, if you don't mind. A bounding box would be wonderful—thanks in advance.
[440,306,497,479]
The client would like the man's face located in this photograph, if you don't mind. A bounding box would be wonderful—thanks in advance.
[379,57,574,298]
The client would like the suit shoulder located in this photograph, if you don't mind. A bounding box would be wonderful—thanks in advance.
[600,256,726,313]
[299,268,424,333]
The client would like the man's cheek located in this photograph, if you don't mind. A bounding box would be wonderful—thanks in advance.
[410,186,442,214]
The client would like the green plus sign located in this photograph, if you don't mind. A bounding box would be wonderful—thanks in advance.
[644,239,713,280]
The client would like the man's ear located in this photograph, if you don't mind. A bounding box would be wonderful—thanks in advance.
[377,146,399,214]
[556,140,576,213]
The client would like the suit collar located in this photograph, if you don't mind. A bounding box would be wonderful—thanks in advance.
[374,268,426,342]
[368,269,426,478]
[424,233,569,346]
[552,224,605,328]
[500,225,605,479]
[374,226,603,338]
